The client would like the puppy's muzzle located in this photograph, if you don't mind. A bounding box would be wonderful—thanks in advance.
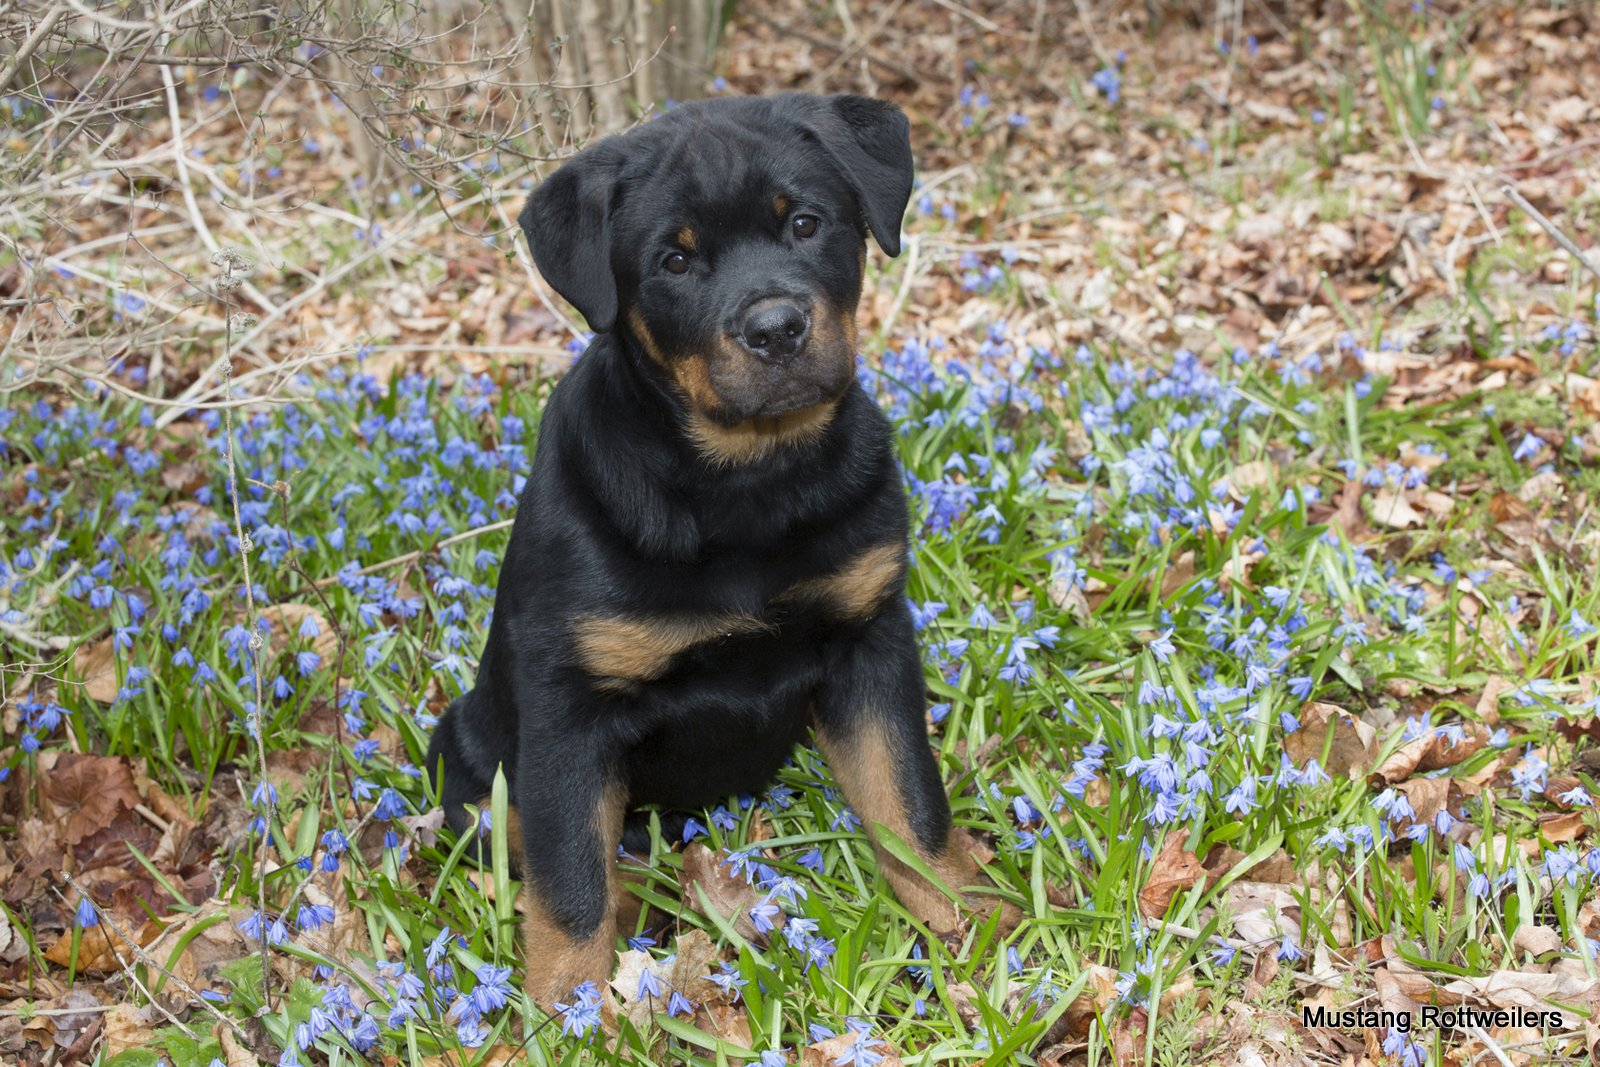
[736,298,810,365]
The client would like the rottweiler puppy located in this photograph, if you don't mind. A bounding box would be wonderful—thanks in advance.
[426,92,1012,1007]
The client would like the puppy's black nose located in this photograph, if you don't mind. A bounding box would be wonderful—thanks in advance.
[738,300,809,363]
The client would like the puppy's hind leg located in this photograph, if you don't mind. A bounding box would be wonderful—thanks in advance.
[425,698,496,839]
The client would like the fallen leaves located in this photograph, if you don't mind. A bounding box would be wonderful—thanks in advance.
[38,755,142,845]
[43,911,171,975]
[1137,836,1242,920]
[1371,723,1490,785]
[1366,487,1454,530]
[70,635,120,705]
[803,1031,904,1066]
[608,930,742,1044]
[681,844,765,942]
[256,602,339,664]
[1285,702,1377,778]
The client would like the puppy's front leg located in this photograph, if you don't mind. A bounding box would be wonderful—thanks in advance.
[515,733,625,1008]
[814,606,1016,934]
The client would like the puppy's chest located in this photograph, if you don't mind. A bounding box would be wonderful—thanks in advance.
[570,540,905,693]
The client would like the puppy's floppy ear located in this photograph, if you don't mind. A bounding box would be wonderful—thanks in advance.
[805,94,914,257]
[519,144,622,333]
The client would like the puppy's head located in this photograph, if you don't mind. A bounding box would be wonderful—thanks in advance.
[519,94,913,440]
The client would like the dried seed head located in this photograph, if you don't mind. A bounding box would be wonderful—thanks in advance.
[211,246,256,290]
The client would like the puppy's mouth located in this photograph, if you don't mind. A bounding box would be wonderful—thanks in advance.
[724,378,835,424]
[698,306,858,426]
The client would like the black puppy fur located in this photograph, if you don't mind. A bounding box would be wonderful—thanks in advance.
[426,93,1009,1006]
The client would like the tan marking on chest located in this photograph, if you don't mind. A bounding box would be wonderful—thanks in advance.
[572,613,772,684]
[777,542,906,620]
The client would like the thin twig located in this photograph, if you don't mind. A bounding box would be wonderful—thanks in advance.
[1464,1025,1515,1067]
[880,231,922,340]
[1502,184,1600,284]
[0,3,69,95]
[212,257,278,1011]
[56,873,249,1042]
[157,54,280,316]
[312,519,515,589]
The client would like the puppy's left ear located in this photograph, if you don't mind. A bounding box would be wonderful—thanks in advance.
[519,143,624,333]
[809,94,914,257]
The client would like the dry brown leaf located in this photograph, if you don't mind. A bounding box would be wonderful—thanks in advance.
[1371,723,1488,784]
[1440,970,1600,1029]
[1060,964,1121,1040]
[1285,702,1377,778]
[1218,547,1264,591]
[1244,950,1278,1002]
[804,1032,903,1066]
[1226,460,1273,498]
[257,603,339,664]
[1389,777,1470,829]
[103,1004,160,1057]
[216,1022,269,1067]
[681,843,764,942]
[1249,851,1299,884]
[1223,882,1301,946]
[1159,551,1197,598]
[39,753,142,844]
[44,918,161,973]
[943,981,983,1030]
[1138,835,1206,920]
[1110,1007,1148,1065]
[695,1003,753,1049]
[664,928,725,1005]
[1566,373,1600,418]
[1511,924,1563,959]
[1367,489,1425,529]
[71,635,120,704]
[1375,968,1427,1018]
[1538,811,1590,846]
[609,948,659,1032]
[1475,675,1511,725]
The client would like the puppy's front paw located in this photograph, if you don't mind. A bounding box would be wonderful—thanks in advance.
[521,891,617,1010]
[884,827,1021,936]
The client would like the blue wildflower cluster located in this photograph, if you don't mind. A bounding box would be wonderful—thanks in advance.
[5,289,1598,1062]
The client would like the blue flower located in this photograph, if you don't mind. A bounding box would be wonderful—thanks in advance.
[1090,67,1122,104]
[556,981,604,1037]
[635,963,663,1001]
[1511,432,1545,462]
[467,963,513,1015]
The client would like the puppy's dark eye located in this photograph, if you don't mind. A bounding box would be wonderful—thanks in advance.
[663,252,690,274]
[792,214,820,239]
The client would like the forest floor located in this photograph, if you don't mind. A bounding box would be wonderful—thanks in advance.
[2,1,1600,1065]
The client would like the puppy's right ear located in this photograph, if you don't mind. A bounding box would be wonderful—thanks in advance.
[519,146,622,334]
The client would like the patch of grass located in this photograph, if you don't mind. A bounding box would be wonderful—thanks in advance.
[8,284,1595,1065]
